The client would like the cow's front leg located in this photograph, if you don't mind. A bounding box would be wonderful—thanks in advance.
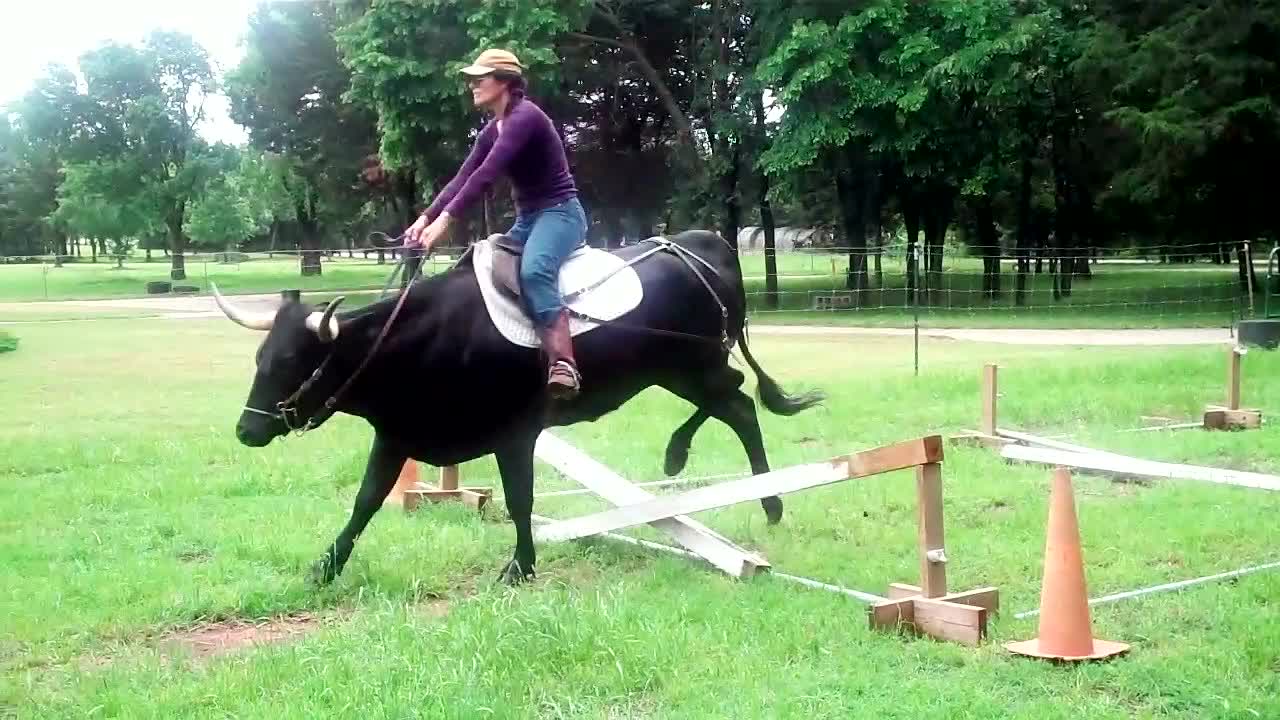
[311,433,405,585]
[494,433,539,585]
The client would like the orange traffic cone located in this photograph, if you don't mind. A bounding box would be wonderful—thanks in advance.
[384,460,420,507]
[1006,467,1130,661]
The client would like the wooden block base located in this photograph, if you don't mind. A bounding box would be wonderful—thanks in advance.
[868,583,1000,647]
[1203,406,1262,431]
[401,484,492,512]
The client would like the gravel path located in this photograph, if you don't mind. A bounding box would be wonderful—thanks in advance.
[747,325,1233,346]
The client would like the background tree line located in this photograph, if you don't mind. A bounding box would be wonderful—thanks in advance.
[0,0,1276,304]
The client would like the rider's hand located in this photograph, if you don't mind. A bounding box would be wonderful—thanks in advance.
[404,213,429,247]
[418,213,452,253]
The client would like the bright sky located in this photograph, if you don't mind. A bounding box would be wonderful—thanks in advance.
[0,0,259,145]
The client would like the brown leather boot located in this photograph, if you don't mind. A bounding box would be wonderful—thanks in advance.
[538,309,581,400]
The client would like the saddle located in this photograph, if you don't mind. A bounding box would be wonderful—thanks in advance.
[487,234,528,303]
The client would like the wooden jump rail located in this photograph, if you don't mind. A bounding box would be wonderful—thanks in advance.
[955,363,1280,492]
[534,432,1001,647]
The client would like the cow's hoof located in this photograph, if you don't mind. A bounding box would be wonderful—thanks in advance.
[309,555,338,586]
[498,558,536,586]
[663,441,690,477]
[761,496,783,525]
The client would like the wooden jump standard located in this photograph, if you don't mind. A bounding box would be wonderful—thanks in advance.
[385,461,491,511]
[1203,346,1263,430]
[954,363,1280,492]
[535,433,1000,646]
[959,351,1263,444]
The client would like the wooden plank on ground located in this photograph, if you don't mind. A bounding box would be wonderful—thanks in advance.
[869,598,915,628]
[949,431,1013,449]
[887,584,1000,612]
[1203,408,1263,430]
[911,598,988,647]
[533,432,769,578]
[1000,444,1280,492]
[868,593,994,646]
[536,436,943,543]
[996,428,1133,461]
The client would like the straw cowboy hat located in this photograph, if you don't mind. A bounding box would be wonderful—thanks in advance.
[460,49,524,77]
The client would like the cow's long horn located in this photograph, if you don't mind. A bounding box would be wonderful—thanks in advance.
[306,296,345,342]
[211,282,274,331]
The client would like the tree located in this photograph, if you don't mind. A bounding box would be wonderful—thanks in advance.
[72,32,219,280]
[335,0,478,234]
[53,159,158,267]
[229,1,381,275]
[1083,0,1280,290]
[5,65,84,264]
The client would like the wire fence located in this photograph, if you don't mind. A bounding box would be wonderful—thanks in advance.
[2,240,1276,329]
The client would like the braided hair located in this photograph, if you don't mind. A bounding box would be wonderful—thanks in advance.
[492,69,527,111]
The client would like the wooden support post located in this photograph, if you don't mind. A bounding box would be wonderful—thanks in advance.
[868,457,1000,646]
[1203,346,1262,430]
[950,363,1011,448]
[1228,347,1241,411]
[981,363,998,438]
[916,463,947,598]
[388,462,492,512]
[439,465,460,492]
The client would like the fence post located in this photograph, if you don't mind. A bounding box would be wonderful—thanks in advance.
[913,242,921,377]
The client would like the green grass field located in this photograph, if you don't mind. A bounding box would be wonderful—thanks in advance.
[1,250,1261,329]
[2,315,1279,718]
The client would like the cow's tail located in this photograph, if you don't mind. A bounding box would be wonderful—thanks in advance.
[737,328,825,416]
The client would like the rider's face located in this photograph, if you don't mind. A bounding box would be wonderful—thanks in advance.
[470,75,507,110]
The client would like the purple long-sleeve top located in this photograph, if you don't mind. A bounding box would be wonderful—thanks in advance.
[422,98,577,223]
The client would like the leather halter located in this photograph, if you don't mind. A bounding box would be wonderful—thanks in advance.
[243,274,417,435]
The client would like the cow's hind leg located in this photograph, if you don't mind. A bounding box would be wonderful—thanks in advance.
[311,433,405,585]
[664,409,708,476]
[664,368,783,524]
[494,432,539,585]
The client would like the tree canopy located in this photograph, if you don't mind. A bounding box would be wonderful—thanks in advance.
[0,0,1274,298]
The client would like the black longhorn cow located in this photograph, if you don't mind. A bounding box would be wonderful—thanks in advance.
[214,230,823,585]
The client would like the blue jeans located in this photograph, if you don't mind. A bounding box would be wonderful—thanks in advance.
[506,197,588,328]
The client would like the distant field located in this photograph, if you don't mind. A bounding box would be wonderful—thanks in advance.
[0,249,1265,329]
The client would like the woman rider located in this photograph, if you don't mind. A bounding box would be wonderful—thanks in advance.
[404,49,587,400]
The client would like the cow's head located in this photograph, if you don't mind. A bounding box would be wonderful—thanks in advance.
[212,284,346,446]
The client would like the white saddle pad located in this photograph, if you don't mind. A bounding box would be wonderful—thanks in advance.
[471,235,644,348]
